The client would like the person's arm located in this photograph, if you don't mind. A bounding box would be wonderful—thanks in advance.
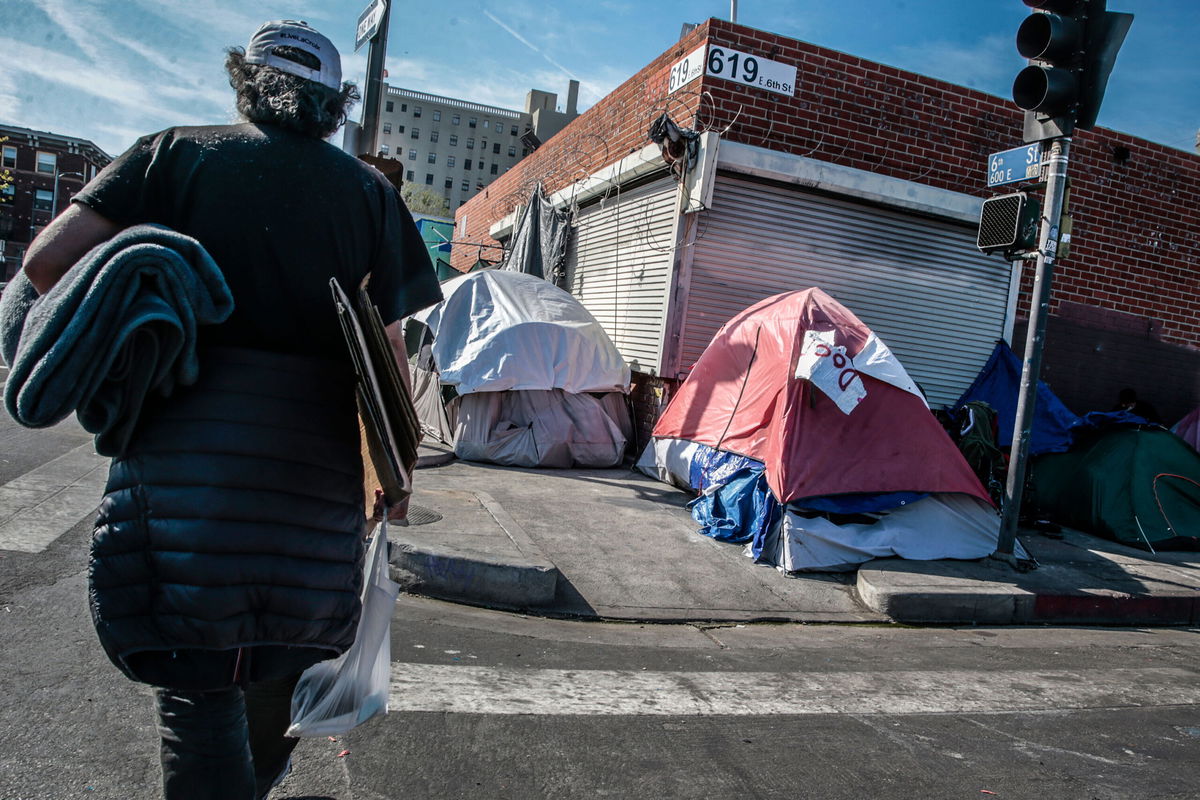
[23,204,125,294]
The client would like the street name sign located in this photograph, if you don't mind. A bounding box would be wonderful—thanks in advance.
[987,143,1042,188]
[355,0,388,52]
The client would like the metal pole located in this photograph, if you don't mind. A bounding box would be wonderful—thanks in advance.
[359,1,392,157]
[731,0,738,23]
[995,136,1072,562]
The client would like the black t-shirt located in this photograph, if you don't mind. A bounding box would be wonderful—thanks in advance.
[74,123,441,360]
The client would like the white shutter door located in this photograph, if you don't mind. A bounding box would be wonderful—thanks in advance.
[565,177,678,375]
[680,174,1013,407]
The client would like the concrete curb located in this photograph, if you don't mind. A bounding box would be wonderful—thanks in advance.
[388,490,559,609]
[414,445,456,469]
[857,555,1200,626]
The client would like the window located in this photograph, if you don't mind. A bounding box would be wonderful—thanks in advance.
[482,119,489,129]
[452,114,460,125]
[430,130,439,143]
[36,151,56,174]
[427,152,436,164]
[447,156,456,168]
[410,128,419,139]
[492,142,500,154]
[408,149,417,161]
[413,106,422,118]
[1,145,15,168]
[33,188,53,212]
[379,144,389,154]
[0,183,14,203]
[444,178,453,189]
[386,101,394,113]
[382,122,391,134]
[401,103,407,112]
[508,145,516,157]
[511,125,519,136]
[406,170,414,181]
[522,148,530,157]
[479,160,485,171]
[468,117,477,128]
[432,110,441,121]
[424,173,434,185]
[461,180,469,192]
[464,159,472,170]
[481,138,488,151]
[397,125,405,134]
[449,134,458,147]
[490,163,499,175]
[466,138,474,150]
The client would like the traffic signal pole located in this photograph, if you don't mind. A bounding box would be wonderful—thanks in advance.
[994,135,1071,562]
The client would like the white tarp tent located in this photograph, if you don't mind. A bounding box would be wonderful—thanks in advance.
[409,270,632,468]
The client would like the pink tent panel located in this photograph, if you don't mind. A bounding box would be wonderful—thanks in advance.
[653,288,991,506]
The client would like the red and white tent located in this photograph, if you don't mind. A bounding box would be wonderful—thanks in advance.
[640,288,1019,571]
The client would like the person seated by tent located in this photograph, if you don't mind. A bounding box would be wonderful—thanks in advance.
[1112,387,1161,424]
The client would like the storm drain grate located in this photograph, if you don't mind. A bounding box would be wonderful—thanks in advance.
[403,504,443,526]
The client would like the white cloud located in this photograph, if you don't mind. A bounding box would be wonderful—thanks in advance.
[126,0,263,41]
[0,72,18,120]
[481,8,608,104]
[0,37,163,112]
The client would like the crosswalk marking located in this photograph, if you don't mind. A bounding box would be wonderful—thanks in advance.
[389,664,1200,716]
[0,442,108,552]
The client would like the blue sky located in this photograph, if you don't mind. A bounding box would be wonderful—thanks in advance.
[3,0,1197,159]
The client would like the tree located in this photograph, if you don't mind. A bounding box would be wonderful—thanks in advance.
[401,184,450,217]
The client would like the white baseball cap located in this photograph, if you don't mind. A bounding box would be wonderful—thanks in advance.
[244,20,342,90]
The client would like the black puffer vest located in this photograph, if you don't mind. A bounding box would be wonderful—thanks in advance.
[89,346,366,688]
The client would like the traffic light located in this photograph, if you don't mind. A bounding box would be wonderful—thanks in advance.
[1012,0,1133,143]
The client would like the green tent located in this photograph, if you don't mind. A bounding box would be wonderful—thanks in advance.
[1031,427,1200,550]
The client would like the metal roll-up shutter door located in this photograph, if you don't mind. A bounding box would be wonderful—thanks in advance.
[564,176,679,375]
[681,174,1012,407]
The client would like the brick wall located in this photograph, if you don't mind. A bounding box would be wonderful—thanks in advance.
[455,18,1200,419]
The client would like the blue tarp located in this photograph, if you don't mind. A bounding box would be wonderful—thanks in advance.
[688,466,780,545]
[688,446,760,492]
[793,491,928,514]
[954,340,1083,456]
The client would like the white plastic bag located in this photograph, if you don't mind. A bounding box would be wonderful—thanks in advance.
[286,518,399,737]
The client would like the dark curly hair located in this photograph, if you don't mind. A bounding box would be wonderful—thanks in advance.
[225,47,360,139]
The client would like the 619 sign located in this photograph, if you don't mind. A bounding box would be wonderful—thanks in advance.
[668,44,797,97]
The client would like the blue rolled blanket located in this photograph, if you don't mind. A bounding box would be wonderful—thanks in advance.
[0,224,233,455]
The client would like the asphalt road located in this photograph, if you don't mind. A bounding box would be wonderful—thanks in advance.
[3,393,1200,799]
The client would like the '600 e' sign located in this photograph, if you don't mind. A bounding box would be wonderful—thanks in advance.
[668,44,797,97]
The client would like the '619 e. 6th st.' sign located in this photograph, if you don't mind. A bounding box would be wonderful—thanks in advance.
[669,43,797,97]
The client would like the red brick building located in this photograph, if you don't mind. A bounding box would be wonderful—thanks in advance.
[454,19,1200,444]
[0,123,111,281]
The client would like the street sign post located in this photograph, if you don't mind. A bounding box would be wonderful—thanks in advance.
[357,0,391,158]
[987,143,1043,188]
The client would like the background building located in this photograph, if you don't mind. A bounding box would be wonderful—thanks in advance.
[0,123,110,280]
[454,19,1200,447]
[372,82,579,211]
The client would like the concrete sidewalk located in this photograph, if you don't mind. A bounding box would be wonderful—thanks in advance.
[388,447,1200,626]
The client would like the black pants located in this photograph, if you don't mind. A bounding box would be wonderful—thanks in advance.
[155,674,300,800]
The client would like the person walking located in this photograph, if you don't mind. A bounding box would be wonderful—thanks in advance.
[20,20,441,799]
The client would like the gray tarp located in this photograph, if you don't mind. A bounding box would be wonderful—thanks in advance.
[501,184,571,283]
